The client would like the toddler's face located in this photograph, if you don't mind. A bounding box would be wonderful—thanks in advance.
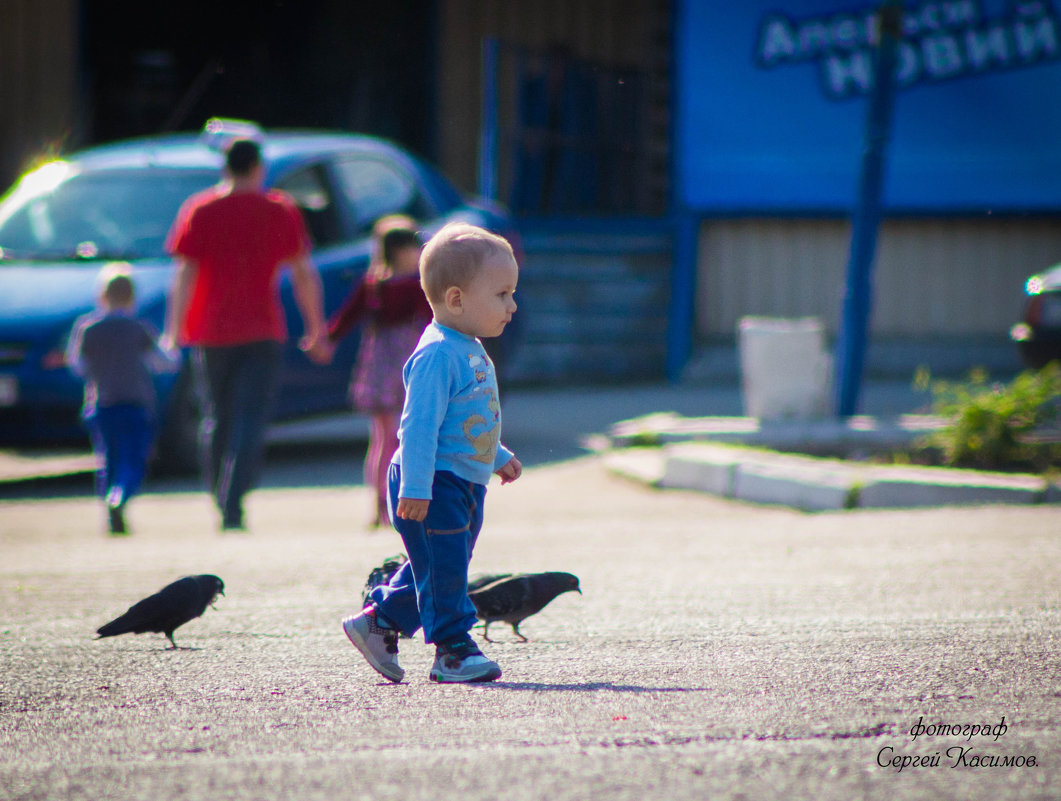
[455,255,518,339]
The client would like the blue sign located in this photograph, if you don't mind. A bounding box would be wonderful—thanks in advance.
[676,0,1061,212]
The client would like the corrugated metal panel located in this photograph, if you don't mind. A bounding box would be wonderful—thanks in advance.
[697,218,1061,338]
[0,0,78,185]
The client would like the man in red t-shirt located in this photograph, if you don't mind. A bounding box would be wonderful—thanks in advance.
[162,138,324,530]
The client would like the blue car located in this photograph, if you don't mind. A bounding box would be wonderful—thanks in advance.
[0,119,518,469]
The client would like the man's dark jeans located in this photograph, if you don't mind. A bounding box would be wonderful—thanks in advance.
[192,340,282,527]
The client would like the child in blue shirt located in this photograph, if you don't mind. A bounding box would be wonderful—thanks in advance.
[343,222,521,683]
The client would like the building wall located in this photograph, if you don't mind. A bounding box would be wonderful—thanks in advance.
[437,0,669,203]
[0,0,80,187]
[696,218,1061,339]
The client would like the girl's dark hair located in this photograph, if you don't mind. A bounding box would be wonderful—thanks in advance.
[380,227,422,265]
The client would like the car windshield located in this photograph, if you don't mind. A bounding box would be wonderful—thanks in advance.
[0,166,217,261]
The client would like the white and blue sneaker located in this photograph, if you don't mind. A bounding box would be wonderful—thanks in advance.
[429,639,502,683]
[343,608,404,683]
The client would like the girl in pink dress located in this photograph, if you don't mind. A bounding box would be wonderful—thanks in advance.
[321,224,431,527]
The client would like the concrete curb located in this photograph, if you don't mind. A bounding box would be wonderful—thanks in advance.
[609,412,948,453]
[603,416,1058,512]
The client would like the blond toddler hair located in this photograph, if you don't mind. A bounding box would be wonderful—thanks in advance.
[419,223,515,304]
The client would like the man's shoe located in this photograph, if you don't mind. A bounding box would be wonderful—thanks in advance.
[429,639,502,683]
[343,609,404,683]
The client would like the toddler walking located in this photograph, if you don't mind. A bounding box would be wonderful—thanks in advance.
[342,223,521,683]
[66,265,178,533]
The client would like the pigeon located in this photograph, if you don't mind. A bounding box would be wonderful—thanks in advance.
[467,571,513,594]
[467,571,581,642]
[95,574,224,649]
[361,553,408,604]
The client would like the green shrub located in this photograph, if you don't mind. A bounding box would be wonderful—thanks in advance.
[919,363,1061,471]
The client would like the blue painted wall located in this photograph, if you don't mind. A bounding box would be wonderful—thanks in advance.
[676,0,1061,213]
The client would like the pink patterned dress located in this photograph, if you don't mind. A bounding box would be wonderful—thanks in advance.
[327,273,432,414]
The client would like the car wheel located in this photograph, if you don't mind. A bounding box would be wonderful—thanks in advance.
[154,366,202,476]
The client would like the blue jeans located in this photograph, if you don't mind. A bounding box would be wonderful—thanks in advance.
[367,466,486,646]
[192,341,282,525]
[85,404,155,507]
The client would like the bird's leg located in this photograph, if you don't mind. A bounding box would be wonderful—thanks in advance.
[165,633,178,650]
[481,622,495,643]
[512,624,528,643]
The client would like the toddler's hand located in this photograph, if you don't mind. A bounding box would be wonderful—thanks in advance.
[396,497,430,522]
[495,456,522,485]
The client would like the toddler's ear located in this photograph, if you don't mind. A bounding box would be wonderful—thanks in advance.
[444,285,463,314]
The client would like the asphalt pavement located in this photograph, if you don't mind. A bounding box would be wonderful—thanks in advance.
[2,379,1060,801]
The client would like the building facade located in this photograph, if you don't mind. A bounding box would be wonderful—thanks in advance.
[4,0,1059,382]
[675,0,1061,359]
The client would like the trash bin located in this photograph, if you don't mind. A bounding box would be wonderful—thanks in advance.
[738,316,832,420]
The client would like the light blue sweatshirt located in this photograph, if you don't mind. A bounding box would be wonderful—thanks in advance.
[393,321,514,499]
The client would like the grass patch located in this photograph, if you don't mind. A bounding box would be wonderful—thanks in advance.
[911,363,1061,473]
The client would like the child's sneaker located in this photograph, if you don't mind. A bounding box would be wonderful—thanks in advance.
[342,608,404,683]
[429,638,502,683]
[107,502,127,535]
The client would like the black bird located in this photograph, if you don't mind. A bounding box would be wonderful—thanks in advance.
[467,571,581,642]
[95,574,224,649]
[467,571,513,594]
[361,553,408,604]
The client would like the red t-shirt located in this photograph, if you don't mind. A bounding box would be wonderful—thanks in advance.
[166,186,310,346]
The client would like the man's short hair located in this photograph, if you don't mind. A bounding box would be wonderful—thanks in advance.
[225,139,262,176]
[420,223,515,303]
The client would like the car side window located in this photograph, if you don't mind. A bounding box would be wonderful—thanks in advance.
[275,165,344,248]
[333,156,429,233]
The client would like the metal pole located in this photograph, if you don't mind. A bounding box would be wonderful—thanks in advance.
[666,212,698,382]
[834,0,903,416]
[478,37,500,201]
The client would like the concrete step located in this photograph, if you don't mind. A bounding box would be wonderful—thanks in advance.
[509,221,673,383]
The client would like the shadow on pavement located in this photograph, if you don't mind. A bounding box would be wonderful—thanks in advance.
[484,681,716,693]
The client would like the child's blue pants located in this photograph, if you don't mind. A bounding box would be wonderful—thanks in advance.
[366,465,485,646]
[85,403,154,506]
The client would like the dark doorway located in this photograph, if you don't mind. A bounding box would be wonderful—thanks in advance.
[79,1,435,158]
